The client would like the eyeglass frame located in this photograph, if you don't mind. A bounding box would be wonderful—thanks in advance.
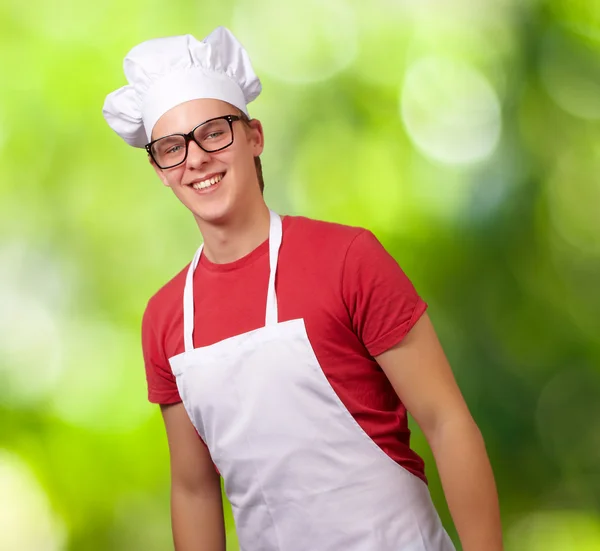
[145,114,242,169]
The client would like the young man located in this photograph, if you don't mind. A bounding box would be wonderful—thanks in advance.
[103,27,503,551]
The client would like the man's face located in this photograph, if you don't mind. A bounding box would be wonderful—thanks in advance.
[150,99,264,225]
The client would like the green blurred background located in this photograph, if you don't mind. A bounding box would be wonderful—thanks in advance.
[1,0,600,549]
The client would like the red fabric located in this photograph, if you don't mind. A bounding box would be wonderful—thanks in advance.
[142,215,428,483]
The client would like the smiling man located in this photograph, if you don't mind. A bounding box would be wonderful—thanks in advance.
[103,26,503,551]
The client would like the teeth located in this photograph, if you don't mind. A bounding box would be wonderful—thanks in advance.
[192,173,223,190]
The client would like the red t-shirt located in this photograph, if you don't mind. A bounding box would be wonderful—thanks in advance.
[142,215,429,482]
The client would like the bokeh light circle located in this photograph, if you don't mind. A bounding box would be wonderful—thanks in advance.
[0,242,68,406]
[50,321,153,433]
[289,118,409,233]
[0,451,66,551]
[546,147,600,257]
[232,0,358,84]
[540,28,600,120]
[400,56,502,165]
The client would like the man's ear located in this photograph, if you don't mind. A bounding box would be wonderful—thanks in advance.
[149,155,170,187]
[246,118,265,157]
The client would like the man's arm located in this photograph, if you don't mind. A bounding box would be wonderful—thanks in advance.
[375,312,503,551]
[161,402,226,551]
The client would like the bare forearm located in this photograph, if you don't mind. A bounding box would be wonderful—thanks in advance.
[171,483,226,551]
[429,417,503,551]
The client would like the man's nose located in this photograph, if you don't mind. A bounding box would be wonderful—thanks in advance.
[185,138,212,167]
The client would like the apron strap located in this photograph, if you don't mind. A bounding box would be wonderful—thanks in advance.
[182,209,282,351]
[265,210,283,327]
[183,244,204,352]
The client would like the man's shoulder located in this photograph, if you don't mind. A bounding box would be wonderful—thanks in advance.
[281,214,400,282]
[283,214,368,247]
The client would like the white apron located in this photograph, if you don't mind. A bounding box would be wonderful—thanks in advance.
[169,210,456,551]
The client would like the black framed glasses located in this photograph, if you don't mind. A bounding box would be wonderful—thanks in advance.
[145,115,241,169]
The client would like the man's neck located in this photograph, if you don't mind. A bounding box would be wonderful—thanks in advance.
[196,202,272,265]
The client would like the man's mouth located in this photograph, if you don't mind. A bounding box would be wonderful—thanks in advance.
[188,172,225,191]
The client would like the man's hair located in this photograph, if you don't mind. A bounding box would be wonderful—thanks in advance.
[238,111,265,194]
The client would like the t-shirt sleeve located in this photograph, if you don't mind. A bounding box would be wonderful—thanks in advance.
[341,229,428,357]
[141,299,182,405]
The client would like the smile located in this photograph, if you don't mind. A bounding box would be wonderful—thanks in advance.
[190,173,224,190]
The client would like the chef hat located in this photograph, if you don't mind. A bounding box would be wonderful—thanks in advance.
[102,26,262,148]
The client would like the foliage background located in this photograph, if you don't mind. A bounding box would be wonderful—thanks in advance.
[1,0,600,549]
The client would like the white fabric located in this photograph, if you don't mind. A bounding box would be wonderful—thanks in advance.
[169,210,456,550]
[103,27,261,148]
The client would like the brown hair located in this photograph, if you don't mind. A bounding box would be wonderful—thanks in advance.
[238,110,265,194]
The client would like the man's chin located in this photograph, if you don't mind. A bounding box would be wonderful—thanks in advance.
[191,203,234,228]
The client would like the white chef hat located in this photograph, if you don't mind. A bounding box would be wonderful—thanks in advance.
[102,26,261,148]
